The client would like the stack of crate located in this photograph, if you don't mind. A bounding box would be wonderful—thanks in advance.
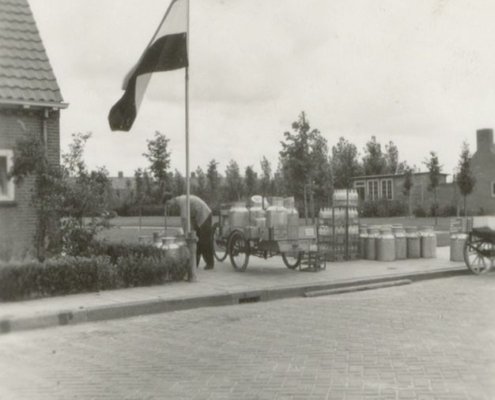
[318,189,360,261]
[317,208,334,261]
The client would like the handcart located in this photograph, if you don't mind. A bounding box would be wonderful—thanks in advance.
[212,209,323,272]
[463,217,495,275]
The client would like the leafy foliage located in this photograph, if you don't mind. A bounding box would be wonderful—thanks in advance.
[9,132,111,260]
[224,160,244,201]
[456,142,476,215]
[331,137,360,189]
[279,112,332,211]
[143,131,171,201]
[362,136,387,175]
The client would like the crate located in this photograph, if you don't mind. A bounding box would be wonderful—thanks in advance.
[299,225,317,239]
[288,225,299,240]
[270,226,288,240]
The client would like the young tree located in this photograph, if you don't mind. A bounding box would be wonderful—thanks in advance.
[402,165,414,217]
[143,131,171,202]
[193,166,208,200]
[172,169,186,196]
[224,160,244,201]
[385,141,399,174]
[331,137,361,189]
[279,112,330,212]
[424,151,442,224]
[260,156,272,200]
[206,159,221,207]
[456,142,476,216]
[362,136,387,176]
[244,165,258,200]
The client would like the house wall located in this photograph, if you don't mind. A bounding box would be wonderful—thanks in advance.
[467,129,495,214]
[0,108,60,260]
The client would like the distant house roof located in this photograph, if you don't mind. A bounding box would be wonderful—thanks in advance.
[109,176,135,191]
[352,171,448,180]
[0,0,66,108]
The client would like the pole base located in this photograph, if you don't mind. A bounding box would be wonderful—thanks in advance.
[186,231,198,282]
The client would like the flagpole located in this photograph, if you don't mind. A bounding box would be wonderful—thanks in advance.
[185,0,197,282]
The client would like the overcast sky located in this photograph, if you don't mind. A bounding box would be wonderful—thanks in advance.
[29,0,495,178]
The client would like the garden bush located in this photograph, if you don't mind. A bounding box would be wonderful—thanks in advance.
[0,243,189,302]
[413,206,427,217]
[360,200,407,218]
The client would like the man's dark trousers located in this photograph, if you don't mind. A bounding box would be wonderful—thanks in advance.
[195,214,214,268]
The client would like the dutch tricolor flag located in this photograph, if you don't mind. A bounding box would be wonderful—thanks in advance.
[108,0,188,131]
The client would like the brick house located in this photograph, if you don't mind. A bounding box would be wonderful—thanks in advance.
[351,172,456,210]
[467,129,495,214]
[0,0,66,260]
[351,128,495,215]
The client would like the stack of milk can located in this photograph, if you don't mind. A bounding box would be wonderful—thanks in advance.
[360,225,437,261]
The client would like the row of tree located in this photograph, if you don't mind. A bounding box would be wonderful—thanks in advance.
[124,112,476,216]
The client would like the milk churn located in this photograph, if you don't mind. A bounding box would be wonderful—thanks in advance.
[266,197,288,227]
[284,197,299,226]
[392,224,407,260]
[249,200,266,225]
[366,226,379,260]
[359,225,368,259]
[229,202,249,228]
[405,226,421,258]
[420,226,437,258]
[450,233,467,262]
[161,237,181,259]
[377,226,396,261]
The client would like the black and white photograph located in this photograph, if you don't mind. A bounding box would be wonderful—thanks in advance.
[0,0,494,398]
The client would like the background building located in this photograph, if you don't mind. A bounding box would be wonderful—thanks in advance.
[468,128,495,214]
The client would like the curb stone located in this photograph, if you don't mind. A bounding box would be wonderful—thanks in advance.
[0,266,469,335]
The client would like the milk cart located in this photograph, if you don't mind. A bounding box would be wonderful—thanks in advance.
[463,217,495,275]
[212,206,321,272]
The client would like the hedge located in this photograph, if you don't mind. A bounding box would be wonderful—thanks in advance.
[0,244,189,302]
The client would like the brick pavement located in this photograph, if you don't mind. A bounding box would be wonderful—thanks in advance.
[0,247,467,334]
[0,275,494,399]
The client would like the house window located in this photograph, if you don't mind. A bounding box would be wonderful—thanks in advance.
[381,179,393,200]
[0,149,14,202]
[367,180,379,201]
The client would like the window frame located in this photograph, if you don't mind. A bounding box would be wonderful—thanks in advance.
[0,149,15,202]
[381,178,393,200]
[367,179,379,201]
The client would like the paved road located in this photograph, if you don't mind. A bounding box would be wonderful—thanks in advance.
[0,275,494,400]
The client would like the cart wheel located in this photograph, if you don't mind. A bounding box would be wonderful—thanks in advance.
[281,252,302,269]
[229,230,250,272]
[464,236,492,275]
[212,223,228,262]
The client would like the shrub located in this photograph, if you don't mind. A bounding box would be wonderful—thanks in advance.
[439,205,457,217]
[360,200,407,218]
[0,243,189,302]
[413,206,427,217]
[115,204,166,217]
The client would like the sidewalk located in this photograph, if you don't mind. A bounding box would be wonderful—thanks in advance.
[0,247,468,334]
